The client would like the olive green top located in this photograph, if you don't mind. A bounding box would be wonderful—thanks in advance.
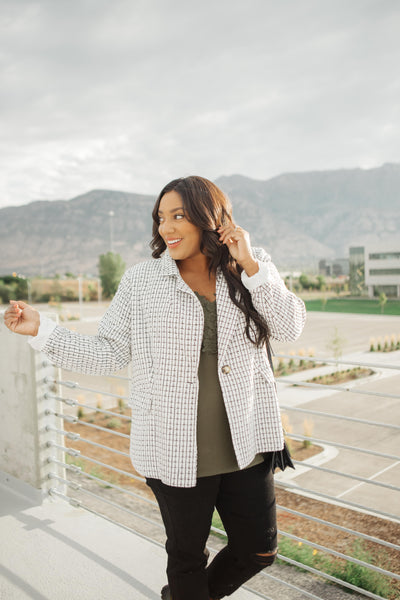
[195,292,264,477]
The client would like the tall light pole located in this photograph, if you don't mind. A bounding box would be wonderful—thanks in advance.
[78,276,83,321]
[109,210,114,253]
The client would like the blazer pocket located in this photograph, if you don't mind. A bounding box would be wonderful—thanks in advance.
[130,387,153,413]
[253,367,277,397]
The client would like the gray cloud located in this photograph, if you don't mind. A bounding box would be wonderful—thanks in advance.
[1,0,400,207]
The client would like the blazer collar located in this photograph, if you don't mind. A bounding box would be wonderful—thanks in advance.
[159,251,180,277]
[159,251,193,296]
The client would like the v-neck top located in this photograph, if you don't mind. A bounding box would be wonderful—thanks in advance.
[195,292,264,477]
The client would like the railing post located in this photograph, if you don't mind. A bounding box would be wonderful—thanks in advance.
[0,312,65,501]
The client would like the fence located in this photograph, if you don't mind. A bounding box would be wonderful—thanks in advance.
[46,354,400,599]
[0,317,399,599]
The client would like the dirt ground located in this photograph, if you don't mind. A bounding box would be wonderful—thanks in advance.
[64,406,400,597]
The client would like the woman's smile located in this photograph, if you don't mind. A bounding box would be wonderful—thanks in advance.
[166,238,183,248]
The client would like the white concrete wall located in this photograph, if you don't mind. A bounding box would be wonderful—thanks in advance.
[364,244,400,294]
[0,311,65,499]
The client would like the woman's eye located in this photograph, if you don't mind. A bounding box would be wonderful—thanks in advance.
[158,214,184,224]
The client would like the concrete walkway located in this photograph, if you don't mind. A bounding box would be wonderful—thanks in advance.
[0,481,259,600]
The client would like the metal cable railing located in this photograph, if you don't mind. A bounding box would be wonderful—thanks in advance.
[47,414,400,500]
[47,475,392,600]
[49,454,400,552]
[45,353,400,600]
[273,352,400,370]
[290,459,400,492]
[52,462,398,582]
[47,440,399,583]
[288,432,400,462]
[45,393,132,420]
[276,504,400,552]
[278,403,400,431]
[264,557,387,600]
[47,407,400,504]
[48,473,164,530]
[47,453,398,598]
[45,376,130,401]
[277,376,400,401]
[275,478,399,522]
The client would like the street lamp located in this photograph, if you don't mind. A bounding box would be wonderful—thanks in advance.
[109,210,114,253]
[78,275,83,321]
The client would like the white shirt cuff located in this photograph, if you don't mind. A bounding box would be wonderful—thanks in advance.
[28,314,57,351]
[241,260,272,291]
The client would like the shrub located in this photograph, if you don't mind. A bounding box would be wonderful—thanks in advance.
[298,348,306,368]
[0,283,11,304]
[390,334,396,351]
[303,419,314,448]
[384,335,389,351]
[329,540,391,597]
[106,418,122,429]
[96,396,103,413]
[277,537,392,598]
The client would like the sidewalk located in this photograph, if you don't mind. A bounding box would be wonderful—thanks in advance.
[0,480,259,600]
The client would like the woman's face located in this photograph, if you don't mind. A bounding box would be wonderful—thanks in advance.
[158,190,203,262]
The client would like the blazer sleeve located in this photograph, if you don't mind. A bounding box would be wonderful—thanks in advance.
[40,269,134,375]
[241,247,306,342]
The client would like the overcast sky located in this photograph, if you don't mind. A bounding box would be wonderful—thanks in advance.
[1,0,399,208]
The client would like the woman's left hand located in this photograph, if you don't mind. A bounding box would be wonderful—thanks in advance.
[218,224,259,276]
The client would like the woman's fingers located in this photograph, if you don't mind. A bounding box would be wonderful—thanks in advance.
[6,303,22,320]
[217,223,256,270]
[218,224,241,244]
[4,305,21,328]
[10,299,29,309]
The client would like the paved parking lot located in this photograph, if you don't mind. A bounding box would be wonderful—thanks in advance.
[273,312,400,519]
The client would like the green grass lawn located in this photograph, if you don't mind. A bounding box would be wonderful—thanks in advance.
[304,298,400,315]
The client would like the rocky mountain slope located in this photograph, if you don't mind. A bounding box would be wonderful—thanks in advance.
[1,164,399,276]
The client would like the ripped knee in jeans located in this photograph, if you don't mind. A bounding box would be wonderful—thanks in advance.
[251,548,277,567]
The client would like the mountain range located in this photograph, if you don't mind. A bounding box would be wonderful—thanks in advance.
[1,163,399,276]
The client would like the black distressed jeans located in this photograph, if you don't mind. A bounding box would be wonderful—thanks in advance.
[146,457,277,600]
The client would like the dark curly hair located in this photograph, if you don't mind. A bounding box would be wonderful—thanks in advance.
[150,176,270,347]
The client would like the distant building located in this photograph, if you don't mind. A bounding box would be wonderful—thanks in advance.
[349,244,400,297]
[319,258,349,277]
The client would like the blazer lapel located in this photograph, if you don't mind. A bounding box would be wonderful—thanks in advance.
[216,269,240,363]
[160,250,198,296]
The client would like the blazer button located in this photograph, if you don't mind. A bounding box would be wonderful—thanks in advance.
[221,365,231,374]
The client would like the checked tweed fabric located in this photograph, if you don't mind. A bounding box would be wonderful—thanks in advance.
[42,248,306,487]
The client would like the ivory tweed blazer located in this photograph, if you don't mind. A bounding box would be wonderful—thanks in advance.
[42,247,306,487]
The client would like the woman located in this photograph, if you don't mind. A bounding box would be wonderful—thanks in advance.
[4,176,306,600]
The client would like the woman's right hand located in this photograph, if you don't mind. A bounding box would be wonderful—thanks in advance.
[3,300,40,336]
